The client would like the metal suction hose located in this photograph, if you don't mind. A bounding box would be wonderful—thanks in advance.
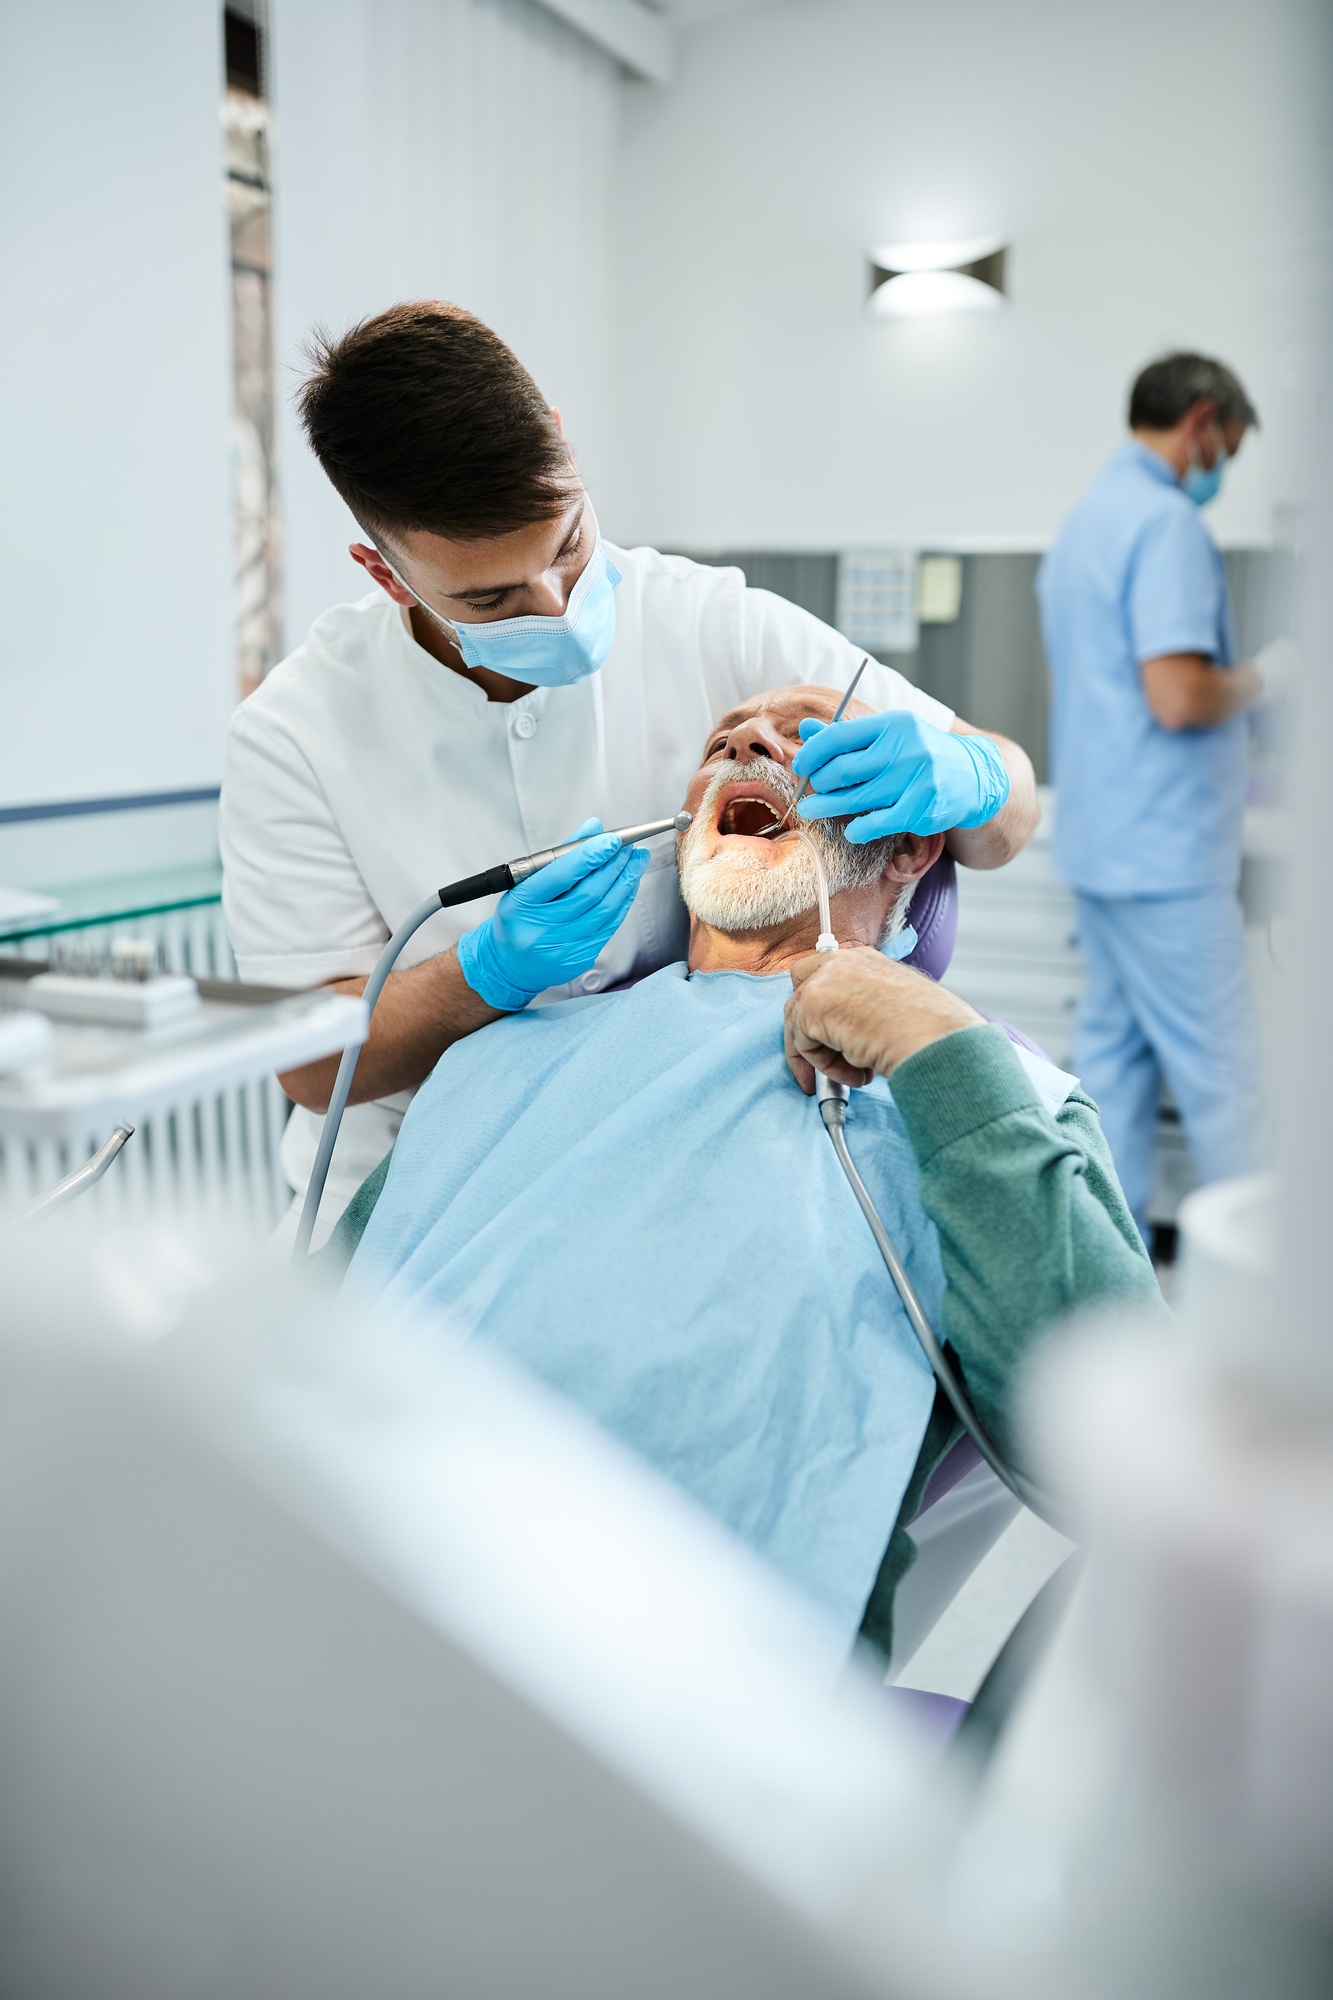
[799,824,1062,1526]
[816,1081,1062,1526]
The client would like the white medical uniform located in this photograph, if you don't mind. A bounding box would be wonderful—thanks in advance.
[220,542,954,1221]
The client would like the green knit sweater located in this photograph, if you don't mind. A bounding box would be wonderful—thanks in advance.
[855,1023,1165,1658]
[323,1022,1165,1657]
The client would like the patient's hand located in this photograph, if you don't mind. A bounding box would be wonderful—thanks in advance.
[784,948,983,1094]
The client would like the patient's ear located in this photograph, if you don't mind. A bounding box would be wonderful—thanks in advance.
[880,832,946,884]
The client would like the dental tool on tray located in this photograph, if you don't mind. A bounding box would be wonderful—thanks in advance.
[293,813,692,1261]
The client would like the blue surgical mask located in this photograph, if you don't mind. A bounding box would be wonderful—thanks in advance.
[1183,435,1227,508]
[408,538,621,687]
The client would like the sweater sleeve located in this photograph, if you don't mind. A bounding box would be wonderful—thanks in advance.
[888,1022,1167,1464]
[856,1023,1165,1663]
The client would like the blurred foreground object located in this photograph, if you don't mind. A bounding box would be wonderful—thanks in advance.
[993,1172,1333,1997]
[2,1193,1329,1999]
[0,1220,930,2000]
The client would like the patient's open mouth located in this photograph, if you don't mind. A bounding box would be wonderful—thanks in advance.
[714,783,792,839]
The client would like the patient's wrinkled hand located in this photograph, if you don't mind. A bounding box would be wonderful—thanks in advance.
[783,947,983,1095]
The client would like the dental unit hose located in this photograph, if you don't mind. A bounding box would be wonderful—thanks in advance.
[292,814,691,1262]
[796,825,836,952]
[801,831,1063,1527]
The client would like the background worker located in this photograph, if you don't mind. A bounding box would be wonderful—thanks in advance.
[1037,351,1291,1241]
[221,301,1038,1232]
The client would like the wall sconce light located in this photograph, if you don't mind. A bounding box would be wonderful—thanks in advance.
[868,236,1008,317]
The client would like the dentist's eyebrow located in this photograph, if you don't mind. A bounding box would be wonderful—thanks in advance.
[440,499,586,603]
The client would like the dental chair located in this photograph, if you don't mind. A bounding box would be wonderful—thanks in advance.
[899,849,958,984]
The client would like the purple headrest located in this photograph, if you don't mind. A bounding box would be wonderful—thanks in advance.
[902,851,958,982]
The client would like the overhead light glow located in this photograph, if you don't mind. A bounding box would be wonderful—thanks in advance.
[869,270,1004,318]
[866,235,1009,318]
[871,235,1004,274]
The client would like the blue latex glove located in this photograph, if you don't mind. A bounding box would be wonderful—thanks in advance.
[456,819,650,1010]
[791,710,1010,844]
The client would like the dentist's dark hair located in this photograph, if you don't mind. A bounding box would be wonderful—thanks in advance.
[1128,352,1259,433]
[297,301,574,544]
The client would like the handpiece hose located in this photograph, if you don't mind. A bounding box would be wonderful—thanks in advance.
[802,832,1061,1526]
[292,814,690,1261]
[816,1088,1061,1526]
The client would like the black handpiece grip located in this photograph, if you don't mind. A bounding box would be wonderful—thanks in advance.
[437,864,516,909]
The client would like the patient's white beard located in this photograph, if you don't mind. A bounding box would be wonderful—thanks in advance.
[677,761,913,941]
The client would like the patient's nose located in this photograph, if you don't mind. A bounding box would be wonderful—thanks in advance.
[719,713,793,767]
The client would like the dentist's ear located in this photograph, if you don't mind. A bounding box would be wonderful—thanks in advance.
[550,405,581,479]
[880,831,946,885]
[350,541,415,606]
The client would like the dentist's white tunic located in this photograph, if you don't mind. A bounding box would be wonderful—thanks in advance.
[220,543,953,1220]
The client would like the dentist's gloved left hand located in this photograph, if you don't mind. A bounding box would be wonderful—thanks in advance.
[791,710,1010,843]
[456,820,649,1011]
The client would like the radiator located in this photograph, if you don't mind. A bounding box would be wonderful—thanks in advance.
[1,901,294,1233]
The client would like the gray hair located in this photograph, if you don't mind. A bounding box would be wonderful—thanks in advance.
[1129,351,1258,432]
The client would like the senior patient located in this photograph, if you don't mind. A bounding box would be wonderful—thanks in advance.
[344,686,1161,1656]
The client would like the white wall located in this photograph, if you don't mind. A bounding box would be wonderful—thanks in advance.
[607,0,1328,551]
[270,0,622,643]
[0,0,235,808]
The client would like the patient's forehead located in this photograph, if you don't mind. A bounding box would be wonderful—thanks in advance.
[700,685,871,759]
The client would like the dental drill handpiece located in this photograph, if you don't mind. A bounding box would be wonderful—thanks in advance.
[293,812,693,1260]
[509,814,692,882]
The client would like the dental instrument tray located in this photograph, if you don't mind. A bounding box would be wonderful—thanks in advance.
[0,956,367,1142]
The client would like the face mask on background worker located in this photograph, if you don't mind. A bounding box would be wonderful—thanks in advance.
[403,537,622,687]
[1182,423,1228,507]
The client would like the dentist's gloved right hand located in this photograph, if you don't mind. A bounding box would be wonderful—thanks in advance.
[791,710,1010,843]
[456,819,649,1011]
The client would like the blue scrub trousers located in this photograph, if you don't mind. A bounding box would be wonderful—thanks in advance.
[1073,889,1265,1237]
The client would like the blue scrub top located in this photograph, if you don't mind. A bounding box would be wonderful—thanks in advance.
[1036,441,1245,897]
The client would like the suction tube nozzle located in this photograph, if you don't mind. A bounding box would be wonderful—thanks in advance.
[794,825,836,953]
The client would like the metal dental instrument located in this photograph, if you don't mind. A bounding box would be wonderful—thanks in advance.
[767,654,871,835]
[25,1124,134,1219]
[293,813,692,1261]
[509,816,691,882]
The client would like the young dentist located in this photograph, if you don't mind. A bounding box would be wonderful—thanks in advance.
[220,301,1038,1230]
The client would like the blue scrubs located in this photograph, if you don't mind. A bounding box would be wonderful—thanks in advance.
[1037,441,1262,1232]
